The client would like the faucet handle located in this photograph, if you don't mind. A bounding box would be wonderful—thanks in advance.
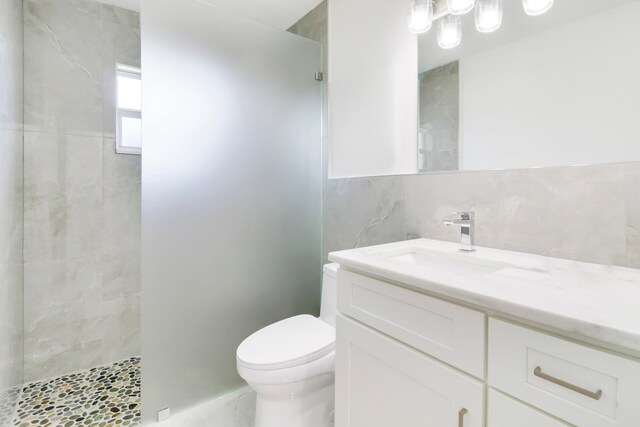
[453,211,474,220]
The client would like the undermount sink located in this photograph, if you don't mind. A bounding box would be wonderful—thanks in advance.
[380,247,512,275]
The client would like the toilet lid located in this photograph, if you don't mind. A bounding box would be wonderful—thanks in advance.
[237,315,335,370]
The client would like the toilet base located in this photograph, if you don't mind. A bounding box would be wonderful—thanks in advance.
[253,374,334,427]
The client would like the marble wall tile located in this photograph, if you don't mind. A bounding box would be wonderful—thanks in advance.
[0,131,24,265]
[101,4,141,137]
[23,0,103,134]
[0,0,24,421]
[103,137,141,255]
[323,176,407,263]
[287,1,327,45]
[0,262,23,378]
[418,62,459,173]
[0,131,24,398]
[100,292,140,366]
[0,0,23,130]
[22,0,142,383]
[23,256,104,381]
[625,163,640,268]
[101,251,141,362]
[23,132,104,263]
[406,164,629,267]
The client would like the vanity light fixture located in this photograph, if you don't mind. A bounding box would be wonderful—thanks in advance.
[408,0,434,34]
[437,14,462,49]
[409,0,553,49]
[522,0,554,16]
[475,0,503,33]
[447,0,475,15]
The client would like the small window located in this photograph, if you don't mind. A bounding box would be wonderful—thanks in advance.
[116,64,142,155]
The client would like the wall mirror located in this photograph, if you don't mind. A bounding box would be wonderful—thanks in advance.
[417,0,640,173]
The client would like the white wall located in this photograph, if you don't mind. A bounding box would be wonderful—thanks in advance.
[328,0,418,178]
[460,1,640,171]
[141,0,322,422]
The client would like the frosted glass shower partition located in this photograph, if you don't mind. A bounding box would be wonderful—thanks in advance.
[141,0,322,422]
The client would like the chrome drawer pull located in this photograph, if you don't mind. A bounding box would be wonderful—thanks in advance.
[534,366,603,400]
[458,408,468,427]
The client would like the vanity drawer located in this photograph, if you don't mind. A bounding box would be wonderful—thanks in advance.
[488,318,640,427]
[488,389,571,427]
[337,269,485,378]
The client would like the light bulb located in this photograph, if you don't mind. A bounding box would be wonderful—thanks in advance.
[408,0,434,34]
[475,0,503,33]
[522,0,554,16]
[447,0,475,15]
[437,15,462,49]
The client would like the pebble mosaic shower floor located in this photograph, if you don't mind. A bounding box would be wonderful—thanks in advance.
[12,357,141,427]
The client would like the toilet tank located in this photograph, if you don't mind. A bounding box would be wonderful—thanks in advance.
[319,263,339,328]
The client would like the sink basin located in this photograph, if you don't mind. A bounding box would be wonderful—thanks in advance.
[380,247,512,275]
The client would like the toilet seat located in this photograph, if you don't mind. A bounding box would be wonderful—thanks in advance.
[237,314,335,371]
[237,350,335,386]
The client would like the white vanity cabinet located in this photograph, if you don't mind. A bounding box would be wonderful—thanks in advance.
[335,268,640,427]
[335,316,484,427]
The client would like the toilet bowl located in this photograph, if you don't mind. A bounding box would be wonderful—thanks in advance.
[236,263,339,427]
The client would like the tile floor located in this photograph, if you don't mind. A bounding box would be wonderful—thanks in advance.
[13,357,140,427]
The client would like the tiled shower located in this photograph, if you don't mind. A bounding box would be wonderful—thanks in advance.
[0,0,141,425]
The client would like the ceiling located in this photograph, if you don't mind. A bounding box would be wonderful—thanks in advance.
[420,0,639,72]
[95,0,323,30]
[198,0,323,30]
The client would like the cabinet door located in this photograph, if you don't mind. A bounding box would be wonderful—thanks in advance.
[336,315,483,427]
[488,389,571,427]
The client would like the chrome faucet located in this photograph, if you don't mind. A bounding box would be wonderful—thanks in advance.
[443,211,475,252]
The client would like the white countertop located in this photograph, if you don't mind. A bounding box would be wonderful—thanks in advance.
[329,239,640,354]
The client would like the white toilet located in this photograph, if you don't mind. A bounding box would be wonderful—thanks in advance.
[236,263,339,427]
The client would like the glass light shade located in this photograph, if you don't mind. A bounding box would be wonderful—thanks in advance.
[447,0,475,15]
[408,0,434,34]
[522,0,553,16]
[437,15,462,49]
[475,0,503,33]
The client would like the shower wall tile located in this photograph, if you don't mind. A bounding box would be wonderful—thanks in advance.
[100,291,140,365]
[0,0,24,130]
[0,263,23,386]
[23,0,103,135]
[22,0,141,382]
[103,137,141,256]
[24,132,104,263]
[23,256,104,381]
[0,131,24,266]
[101,4,141,137]
[0,0,24,420]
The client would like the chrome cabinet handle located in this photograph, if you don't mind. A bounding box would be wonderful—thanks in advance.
[534,366,603,400]
[458,408,468,427]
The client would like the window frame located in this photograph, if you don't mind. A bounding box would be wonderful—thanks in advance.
[116,64,142,155]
